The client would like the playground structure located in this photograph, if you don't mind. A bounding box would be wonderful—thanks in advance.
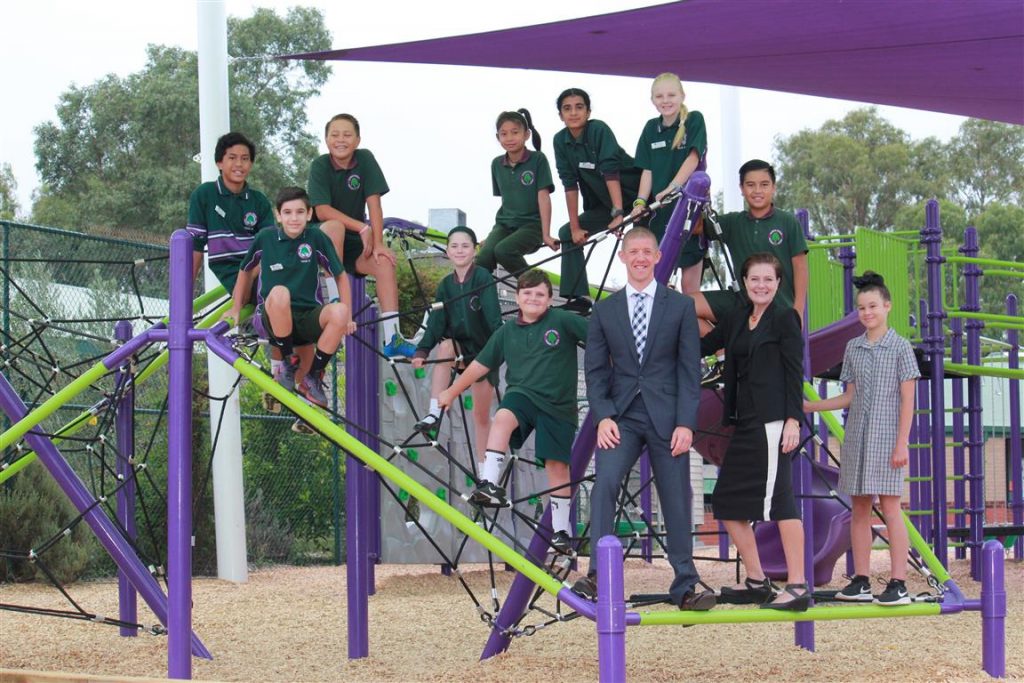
[2,173,1020,680]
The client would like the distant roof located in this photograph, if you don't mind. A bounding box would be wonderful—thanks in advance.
[289,0,1024,124]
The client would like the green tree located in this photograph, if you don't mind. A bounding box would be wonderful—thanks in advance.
[947,119,1024,214]
[31,7,331,236]
[774,108,949,234]
[973,202,1024,315]
[891,199,968,243]
[0,163,19,220]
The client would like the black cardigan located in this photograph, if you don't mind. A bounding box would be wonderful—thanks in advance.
[700,301,804,426]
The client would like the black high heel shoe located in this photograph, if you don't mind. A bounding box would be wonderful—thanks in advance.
[759,583,811,612]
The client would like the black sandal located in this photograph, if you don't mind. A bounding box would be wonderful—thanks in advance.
[759,583,811,612]
[719,576,775,605]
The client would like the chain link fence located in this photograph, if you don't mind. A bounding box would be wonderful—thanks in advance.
[1,221,345,582]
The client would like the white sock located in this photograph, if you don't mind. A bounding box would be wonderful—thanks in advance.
[481,449,505,484]
[550,495,571,534]
[381,313,400,342]
[428,398,440,417]
[716,353,725,362]
[271,358,282,375]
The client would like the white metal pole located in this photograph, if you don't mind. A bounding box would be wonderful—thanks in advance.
[198,0,248,583]
[719,85,743,212]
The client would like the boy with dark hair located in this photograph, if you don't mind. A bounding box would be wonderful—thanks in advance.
[227,187,355,408]
[186,132,276,292]
[438,269,587,555]
[690,159,808,384]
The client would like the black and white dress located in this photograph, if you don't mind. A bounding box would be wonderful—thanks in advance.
[712,322,799,521]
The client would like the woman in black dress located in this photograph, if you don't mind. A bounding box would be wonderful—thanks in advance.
[700,252,809,611]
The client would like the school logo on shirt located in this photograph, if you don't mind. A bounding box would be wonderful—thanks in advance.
[243,211,258,227]
[768,228,784,246]
[469,295,482,311]
[543,329,560,347]
[520,170,535,186]
[347,174,362,191]
[297,243,313,261]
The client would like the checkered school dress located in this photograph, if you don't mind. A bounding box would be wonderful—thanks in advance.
[838,328,921,496]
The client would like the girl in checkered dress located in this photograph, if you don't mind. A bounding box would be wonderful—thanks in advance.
[805,272,920,605]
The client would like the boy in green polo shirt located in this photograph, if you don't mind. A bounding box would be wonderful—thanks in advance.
[308,113,414,359]
[227,187,355,408]
[438,269,587,556]
[186,132,276,293]
[692,159,808,384]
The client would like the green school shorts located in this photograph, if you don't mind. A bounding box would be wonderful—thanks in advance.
[501,392,575,464]
[261,304,324,347]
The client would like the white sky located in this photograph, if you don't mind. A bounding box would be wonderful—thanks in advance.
[1,0,968,283]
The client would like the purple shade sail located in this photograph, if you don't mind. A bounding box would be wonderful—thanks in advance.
[287,1,1024,124]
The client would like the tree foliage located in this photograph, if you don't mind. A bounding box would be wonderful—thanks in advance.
[0,163,19,220]
[947,119,1024,214]
[32,7,331,236]
[774,108,948,233]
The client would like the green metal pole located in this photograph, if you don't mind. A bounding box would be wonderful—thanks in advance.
[943,362,1024,380]
[233,355,566,597]
[638,601,941,626]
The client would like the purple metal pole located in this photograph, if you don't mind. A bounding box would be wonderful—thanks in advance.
[980,539,1006,677]
[0,372,210,659]
[962,227,985,579]
[911,301,926,536]
[366,312,381,591]
[639,451,653,562]
[794,208,814,651]
[596,535,627,683]
[482,173,712,661]
[167,230,196,679]
[1006,294,1022,560]
[345,278,370,659]
[922,200,947,565]
[838,244,856,315]
[951,317,967,559]
[115,320,138,637]
[918,300,935,543]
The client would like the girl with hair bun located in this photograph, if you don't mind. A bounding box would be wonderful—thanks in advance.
[805,270,921,605]
[476,109,558,277]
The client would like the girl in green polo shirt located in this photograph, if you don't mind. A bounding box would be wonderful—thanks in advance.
[553,88,642,314]
[476,109,558,278]
[631,73,709,294]
[411,226,503,463]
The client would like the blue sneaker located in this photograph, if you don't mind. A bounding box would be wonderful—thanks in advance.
[274,355,299,393]
[383,333,416,359]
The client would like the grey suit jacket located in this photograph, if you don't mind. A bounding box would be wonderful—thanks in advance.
[585,283,702,441]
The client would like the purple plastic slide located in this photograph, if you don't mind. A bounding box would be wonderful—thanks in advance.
[693,311,863,585]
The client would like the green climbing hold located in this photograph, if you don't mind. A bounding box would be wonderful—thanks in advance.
[398,489,409,502]
[407,448,419,462]
[435,487,446,502]
[414,367,426,379]
[463,396,473,409]
[384,379,398,396]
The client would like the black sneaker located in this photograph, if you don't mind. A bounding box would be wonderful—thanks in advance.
[874,579,910,606]
[549,530,575,556]
[413,413,440,437]
[571,575,597,601]
[561,297,592,316]
[468,480,509,508]
[835,574,873,602]
[700,358,724,387]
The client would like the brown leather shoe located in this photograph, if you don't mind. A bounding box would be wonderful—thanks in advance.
[678,589,717,611]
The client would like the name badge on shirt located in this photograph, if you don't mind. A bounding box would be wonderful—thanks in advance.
[214,205,226,218]
[578,161,596,170]
[651,140,667,150]
[270,263,283,272]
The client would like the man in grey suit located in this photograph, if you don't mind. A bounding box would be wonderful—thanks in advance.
[576,227,715,610]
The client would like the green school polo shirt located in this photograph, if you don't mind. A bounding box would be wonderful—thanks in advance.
[308,149,390,256]
[474,307,588,425]
[416,265,503,360]
[491,149,555,227]
[186,177,275,289]
[553,119,641,212]
[239,225,344,311]
[718,206,809,308]
[634,111,708,195]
